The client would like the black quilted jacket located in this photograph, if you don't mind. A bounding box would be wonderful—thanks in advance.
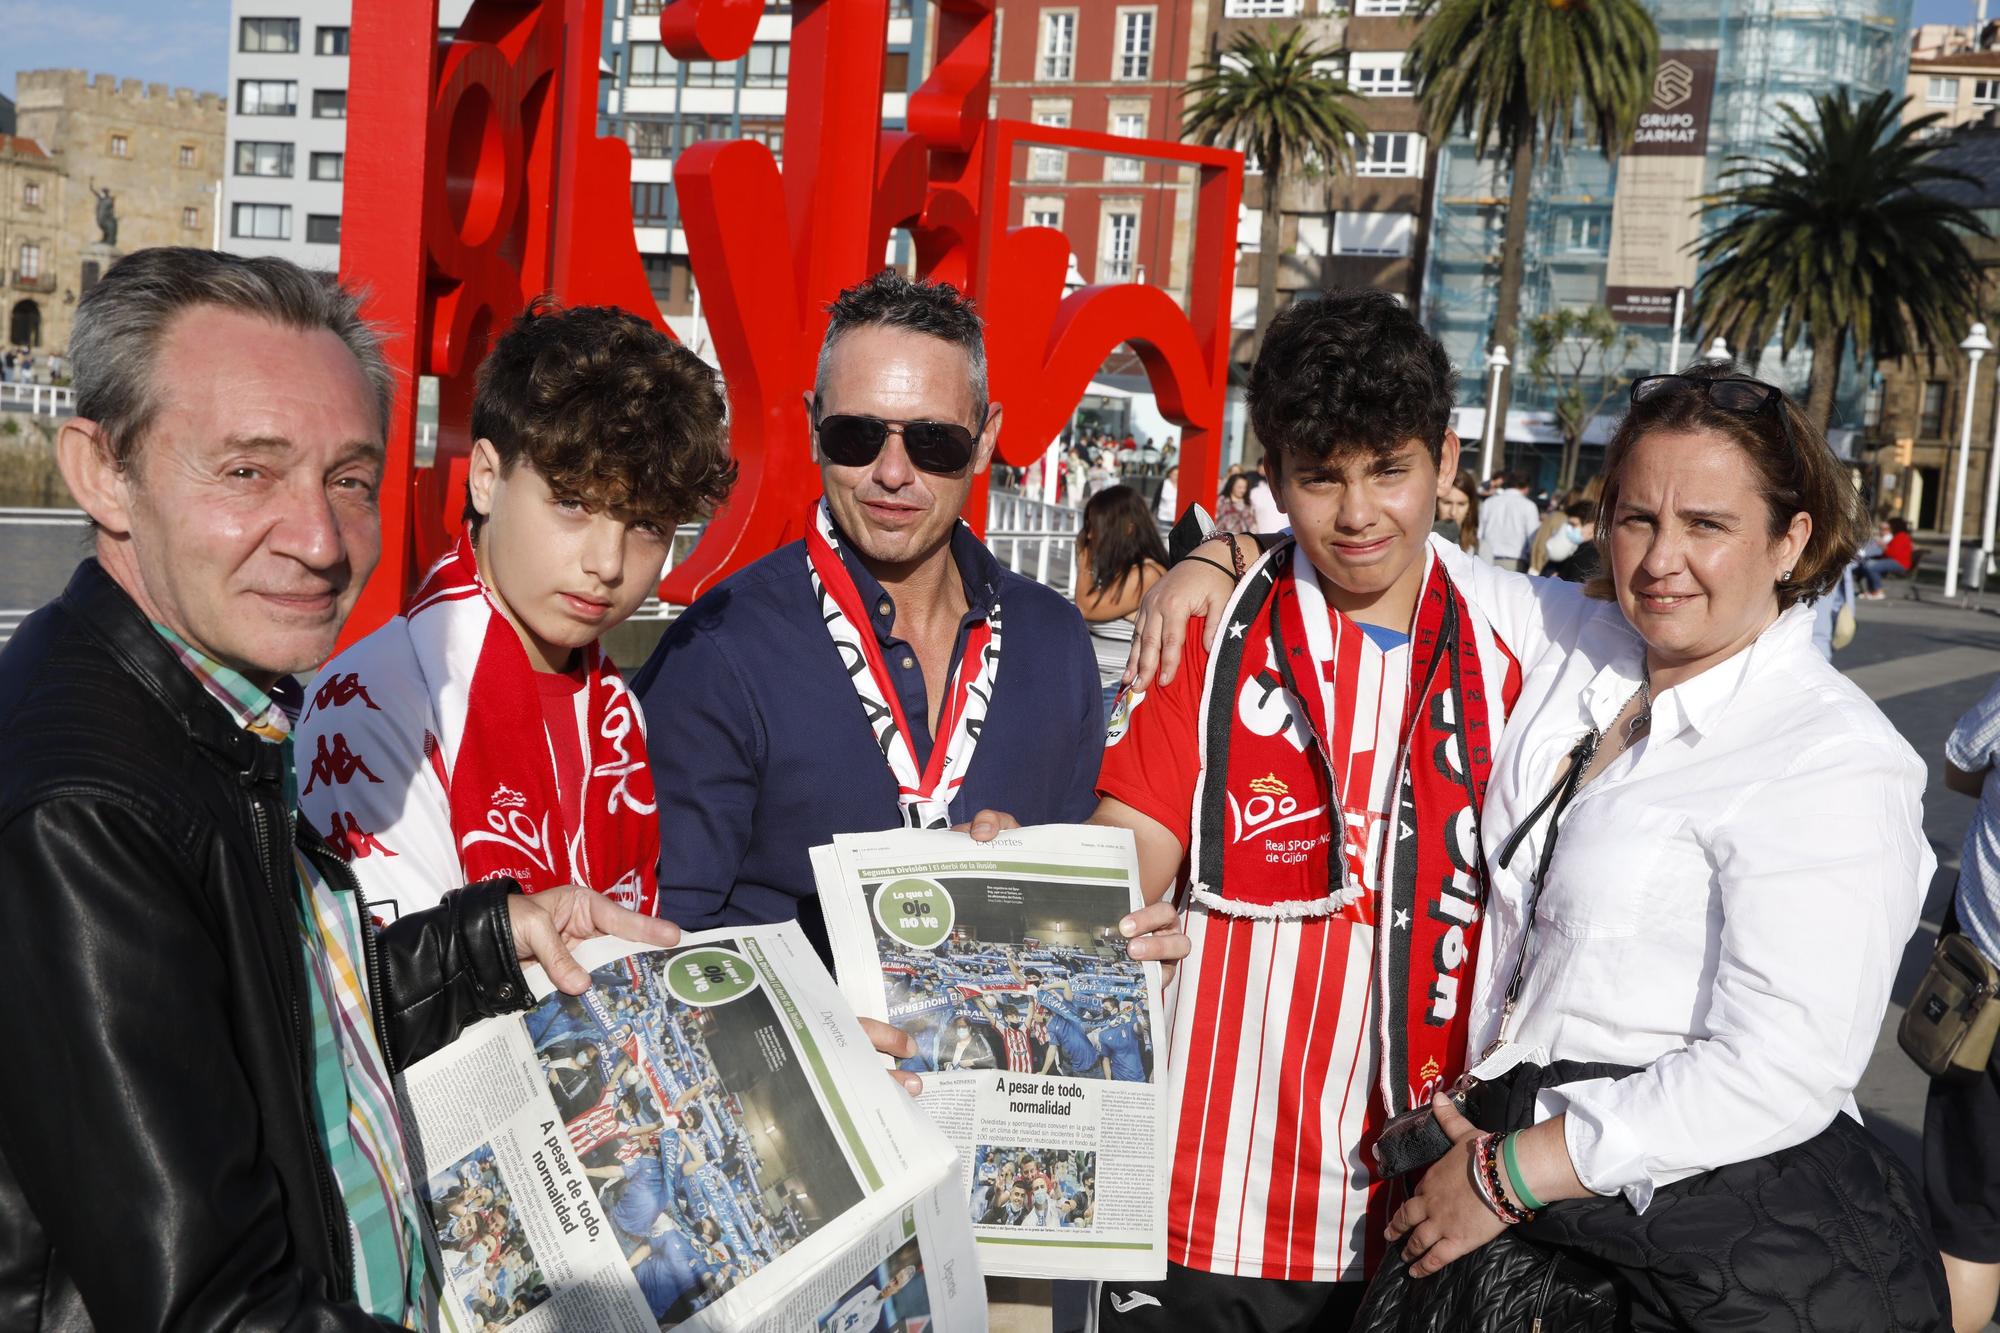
[1357,1062,1951,1333]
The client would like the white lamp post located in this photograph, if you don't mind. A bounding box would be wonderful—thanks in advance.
[1702,336,1731,365]
[1479,344,1510,482]
[1946,322,1994,598]
[1980,353,2000,587]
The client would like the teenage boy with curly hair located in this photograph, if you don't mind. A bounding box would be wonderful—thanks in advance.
[299,300,736,922]
[1085,292,1523,1330]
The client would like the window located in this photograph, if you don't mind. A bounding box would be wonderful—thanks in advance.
[21,181,40,209]
[237,79,298,115]
[1108,108,1146,180]
[631,0,665,12]
[1561,212,1608,250]
[178,144,196,168]
[305,213,341,244]
[629,42,676,86]
[18,242,41,279]
[182,206,201,230]
[1295,215,1332,256]
[1039,11,1076,80]
[1030,103,1070,180]
[1929,76,1961,104]
[231,203,291,240]
[1350,51,1413,96]
[739,119,784,160]
[1025,197,1064,229]
[743,41,789,87]
[1355,0,1416,12]
[1101,209,1139,281]
[310,151,344,181]
[316,26,350,55]
[1238,204,1262,252]
[1354,131,1423,176]
[109,135,128,158]
[1223,0,1299,15]
[239,17,300,52]
[1921,381,1948,437]
[1117,9,1154,80]
[623,118,673,157]
[1333,210,1415,256]
[682,56,739,87]
[1978,80,2000,107]
[313,89,347,118]
[885,49,911,87]
[235,140,295,176]
[632,182,674,222]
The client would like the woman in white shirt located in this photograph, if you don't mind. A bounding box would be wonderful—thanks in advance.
[1379,367,1943,1323]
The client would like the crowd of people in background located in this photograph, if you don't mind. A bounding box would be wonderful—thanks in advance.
[0,347,63,384]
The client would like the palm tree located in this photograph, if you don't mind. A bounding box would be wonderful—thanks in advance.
[1408,0,1657,413]
[1182,26,1370,359]
[1690,89,1990,432]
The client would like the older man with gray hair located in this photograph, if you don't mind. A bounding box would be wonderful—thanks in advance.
[0,247,679,1329]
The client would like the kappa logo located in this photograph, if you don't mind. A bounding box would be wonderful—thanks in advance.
[302,733,382,794]
[326,811,396,860]
[1654,58,1694,110]
[1109,1290,1163,1314]
[311,672,380,714]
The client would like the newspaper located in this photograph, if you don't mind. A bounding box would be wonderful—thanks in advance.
[398,921,987,1333]
[813,825,1169,1282]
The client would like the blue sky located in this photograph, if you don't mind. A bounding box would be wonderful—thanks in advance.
[2,0,231,105]
[0,0,1989,113]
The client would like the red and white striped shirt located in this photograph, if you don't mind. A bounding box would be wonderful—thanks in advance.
[1101,610,1463,1281]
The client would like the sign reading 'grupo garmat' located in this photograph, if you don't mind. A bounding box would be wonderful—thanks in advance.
[335,0,1244,648]
[1605,49,1721,327]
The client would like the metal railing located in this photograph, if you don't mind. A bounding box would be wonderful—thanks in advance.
[0,383,76,417]
[8,269,56,293]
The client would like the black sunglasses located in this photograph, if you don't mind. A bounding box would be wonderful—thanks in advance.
[1629,373,1794,449]
[814,408,981,474]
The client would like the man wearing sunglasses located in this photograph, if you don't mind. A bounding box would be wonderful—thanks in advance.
[634,272,1164,982]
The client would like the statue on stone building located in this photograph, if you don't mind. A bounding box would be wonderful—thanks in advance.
[88,184,118,248]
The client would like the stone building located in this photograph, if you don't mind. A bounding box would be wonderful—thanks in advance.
[7,70,225,354]
[2,134,63,350]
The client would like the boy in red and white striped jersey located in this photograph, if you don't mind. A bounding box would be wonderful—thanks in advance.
[1088,293,1521,1330]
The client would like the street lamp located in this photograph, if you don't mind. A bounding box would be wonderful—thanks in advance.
[1946,321,1994,598]
[1479,344,1510,482]
[1980,352,2000,588]
[1702,336,1731,365]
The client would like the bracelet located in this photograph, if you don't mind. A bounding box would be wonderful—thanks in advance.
[1227,535,1247,579]
[1500,1131,1547,1212]
[1177,553,1237,581]
[1471,1133,1532,1225]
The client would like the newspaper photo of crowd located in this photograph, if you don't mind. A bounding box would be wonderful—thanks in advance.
[814,1232,931,1333]
[869,876,1153,1082]
[967,1146,1096,1231]
[524,947,866,1326]
[424,1144,553,1332]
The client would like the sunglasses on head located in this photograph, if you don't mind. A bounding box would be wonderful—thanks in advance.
[1629,373,1795,449]
[813,404,981,475]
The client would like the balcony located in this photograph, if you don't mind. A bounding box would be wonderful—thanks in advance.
[9,270,55,293]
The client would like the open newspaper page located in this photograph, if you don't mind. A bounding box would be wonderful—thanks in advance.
[814,826,1169,1282]
[398,921,986,1333]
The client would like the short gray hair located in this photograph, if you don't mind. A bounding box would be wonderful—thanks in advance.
[814,269,988,425]
[69,246,392,469]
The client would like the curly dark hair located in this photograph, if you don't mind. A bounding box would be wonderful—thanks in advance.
[815,268,988,422]
[466,298,735,529]
[1247,290,1458,465]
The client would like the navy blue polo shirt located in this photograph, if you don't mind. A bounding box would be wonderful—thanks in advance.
[630,521,1105,962]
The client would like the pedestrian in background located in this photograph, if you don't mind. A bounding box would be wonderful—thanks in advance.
[1432,467,1479,552]
[1931,678,2000,1332]
[1477,469,1539,569]
[1860,516,1916,599]
[1214,470,1256,534]
[1074,485,1168,725]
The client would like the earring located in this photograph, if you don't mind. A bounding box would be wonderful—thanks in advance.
[1779,568,1793,583]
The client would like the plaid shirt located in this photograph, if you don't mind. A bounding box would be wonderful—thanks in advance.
[154,625,433,1327]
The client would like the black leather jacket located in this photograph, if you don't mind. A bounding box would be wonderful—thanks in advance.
[0,560,533,1331]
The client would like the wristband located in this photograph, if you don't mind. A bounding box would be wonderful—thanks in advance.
[1500,1132,1547,1212]
[1179,554,1237,581]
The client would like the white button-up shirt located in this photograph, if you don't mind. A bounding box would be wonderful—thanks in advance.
[1433,540,1933,1210]
[1477,487,1541,564]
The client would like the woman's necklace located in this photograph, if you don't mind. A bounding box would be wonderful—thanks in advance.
[1623,678,1653,744]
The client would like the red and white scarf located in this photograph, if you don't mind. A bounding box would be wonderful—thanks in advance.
[805,501,1000,829]
[403,531,659,911]
[1190,541,1506,1113]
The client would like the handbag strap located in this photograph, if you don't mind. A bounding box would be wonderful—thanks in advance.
[1490,729,1601,1035]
